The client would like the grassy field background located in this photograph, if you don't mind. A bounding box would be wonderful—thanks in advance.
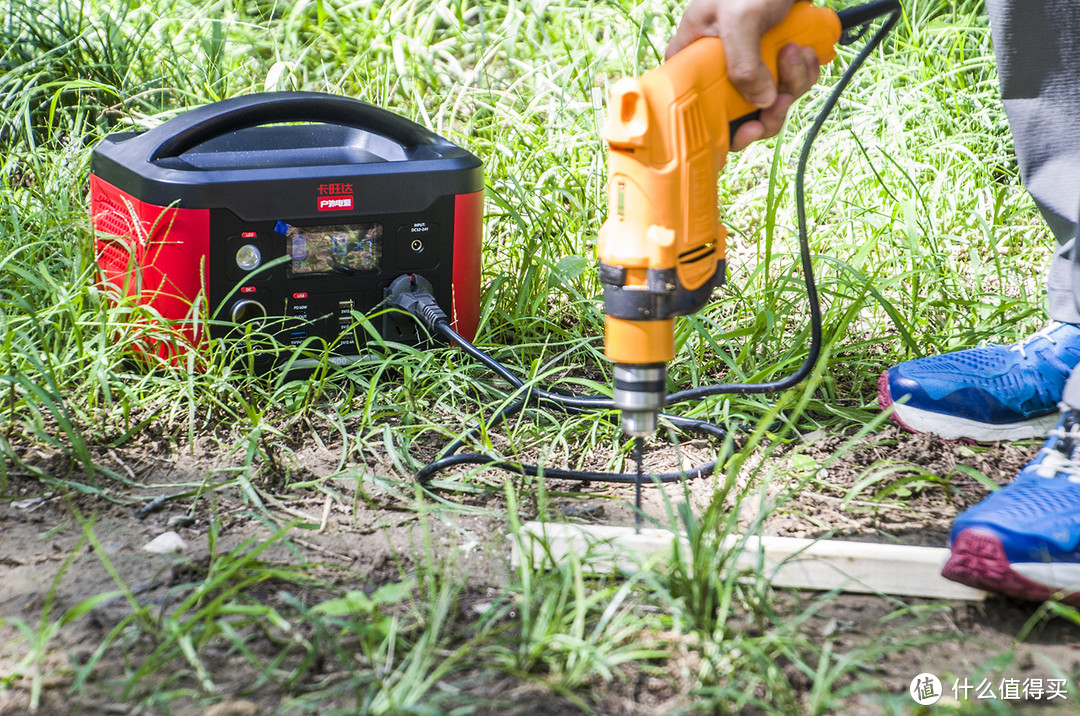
[3,0,1077,713]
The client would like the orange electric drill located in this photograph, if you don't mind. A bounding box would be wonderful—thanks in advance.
[598,1,889,437]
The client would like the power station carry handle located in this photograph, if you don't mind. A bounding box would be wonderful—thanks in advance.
[146,91,448,161]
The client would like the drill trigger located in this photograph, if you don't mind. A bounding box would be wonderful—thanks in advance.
[729,110,762,145]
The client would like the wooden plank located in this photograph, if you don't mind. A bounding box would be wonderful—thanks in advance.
[512,521,987,601]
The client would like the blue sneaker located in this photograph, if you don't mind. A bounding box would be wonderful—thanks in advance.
[942,414,1080,605]
[878,322,1080,442]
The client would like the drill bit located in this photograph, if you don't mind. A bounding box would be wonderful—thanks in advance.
[634,435,644,532]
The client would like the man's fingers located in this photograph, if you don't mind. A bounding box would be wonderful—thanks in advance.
[730,93,795,151]
[730,45,819,150]
[730,118,766,152]
[663,1,823,150]
[668,21,816,111]
[776,43,820,97]
[721,23,778,108]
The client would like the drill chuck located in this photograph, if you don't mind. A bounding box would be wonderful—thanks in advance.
[613,363,666,437]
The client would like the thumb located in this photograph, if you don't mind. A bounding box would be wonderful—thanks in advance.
[721,27,777,108]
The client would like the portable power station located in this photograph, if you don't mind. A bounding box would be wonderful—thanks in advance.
[89,91,483,367]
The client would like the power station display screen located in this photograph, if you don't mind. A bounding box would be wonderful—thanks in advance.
[285,223,382,277]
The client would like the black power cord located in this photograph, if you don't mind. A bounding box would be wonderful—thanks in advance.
[418,319,728,483]
[392,2,901,485]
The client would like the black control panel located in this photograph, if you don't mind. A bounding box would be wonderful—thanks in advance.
[206,195,455,363]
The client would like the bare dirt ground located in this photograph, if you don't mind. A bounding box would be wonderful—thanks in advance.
[3,424,1080,714]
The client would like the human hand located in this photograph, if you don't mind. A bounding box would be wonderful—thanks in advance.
[667,0,822,150]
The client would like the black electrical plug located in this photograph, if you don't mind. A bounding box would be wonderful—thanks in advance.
[384,274,449,332]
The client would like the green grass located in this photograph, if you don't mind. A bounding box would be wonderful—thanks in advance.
[2,0,1078,712]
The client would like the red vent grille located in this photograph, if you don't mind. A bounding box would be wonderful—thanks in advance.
[96,240,135,276]
[92,190,139,240]
[94,210,135,240]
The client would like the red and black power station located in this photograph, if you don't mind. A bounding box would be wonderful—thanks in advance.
[90,91,483,367]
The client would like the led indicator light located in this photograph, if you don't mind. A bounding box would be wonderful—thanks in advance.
[236,244,262,271]
[292,292,309,300]
[241,231,257,239]
[240,286,256,294]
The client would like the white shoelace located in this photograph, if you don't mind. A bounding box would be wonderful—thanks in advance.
[1009,322,1063,359]
[1036,421,1080,482]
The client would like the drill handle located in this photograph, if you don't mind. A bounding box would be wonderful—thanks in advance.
[604,3,841,162]
[598,3,841,299]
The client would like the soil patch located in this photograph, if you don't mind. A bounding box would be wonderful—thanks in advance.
[2,425,1078,713]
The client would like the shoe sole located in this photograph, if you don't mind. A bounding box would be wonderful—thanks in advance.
[942,529,1080,606]
[877,370,1059,442]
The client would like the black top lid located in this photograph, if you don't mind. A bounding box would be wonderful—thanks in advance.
[91,91,483,218]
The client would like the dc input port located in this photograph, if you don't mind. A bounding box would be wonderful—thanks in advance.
[231,299,267,326]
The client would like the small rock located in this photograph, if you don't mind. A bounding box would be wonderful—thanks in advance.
[12,494,53,511]
[142,531,187,554]
[204,700,259,716]
[167,514,195,528]
[560,504,605,520]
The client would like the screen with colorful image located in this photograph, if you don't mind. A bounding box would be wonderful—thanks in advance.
[285,223,382,277]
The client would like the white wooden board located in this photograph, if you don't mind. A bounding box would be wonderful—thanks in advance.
[512,521,987,601]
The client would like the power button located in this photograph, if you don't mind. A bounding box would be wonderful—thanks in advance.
[398,222,439,269]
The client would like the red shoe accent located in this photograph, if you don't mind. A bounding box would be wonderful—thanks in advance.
[942,530,1080,606]
[878,369,921,435]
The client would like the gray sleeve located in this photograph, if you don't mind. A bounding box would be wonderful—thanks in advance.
[988,0,1080,244]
